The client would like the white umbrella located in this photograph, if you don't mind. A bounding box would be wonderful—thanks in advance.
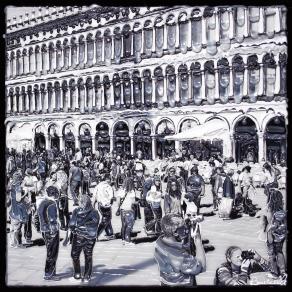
[164,119,229,141]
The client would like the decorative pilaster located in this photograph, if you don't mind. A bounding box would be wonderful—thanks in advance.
[151,136,157,160]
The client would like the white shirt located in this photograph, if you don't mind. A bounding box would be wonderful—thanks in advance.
[119,189,136,211]
[94,181,114,206]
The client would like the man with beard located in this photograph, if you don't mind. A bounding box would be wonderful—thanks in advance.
[154,213,206,286]
[69,195,99,282]
[93,174,115,240]
[37,186,61,281]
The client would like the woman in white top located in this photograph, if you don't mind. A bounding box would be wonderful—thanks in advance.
[145,184,163,234]
[118,177,137,245]
[262,162,279,203]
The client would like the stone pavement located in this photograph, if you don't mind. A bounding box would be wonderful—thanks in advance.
[6,185,287,286]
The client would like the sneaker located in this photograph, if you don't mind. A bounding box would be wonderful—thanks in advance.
[122,240,125,245]
[83,277,91,283]
[43,275,61,281]
[23,239,33,245]
[105,235,115,240]
[280,273,287,281]
[74,273,81,280]
[124,241,135,246]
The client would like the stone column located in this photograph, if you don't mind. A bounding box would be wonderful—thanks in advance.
[258,63,264,96]
[45,47,50,73]
[12,53,17,78]
[59,88,64,111]
[25,91,29,112]
[6,56,11,79]
[18,93,23,112]
[76,42,80,67]
[36,49,42,76]
[63,89,69,112]
[92,136,96,154]
[151,136,157,160]
[45,134,50,150]
[12,94,17,113]
[231,134,236,159]
[175,73,180,102]
[258,132,264,162]
[130,135,135,155]
[84,40,88,65]
[175,140,180,152]
[93,41,97,65]
[274,55,281,95]
[18,53,23,76]
[68,45,72,68]
[75,87,79,111]
[258,7,264,33]
[214,66,219,101]
[75,135,79,150]
[7,94,11,114]
[163,75,167,102]
[141,78,145,104]
[229,65,234,97]
[201,17,207,45]
[43,89,48,113]
[152,78,156,104]
[30,91,35,113]
[23,51,29,75]
[243,64,248,97]
[110,135,114,154]
[59,136,64,151]
[201,70,206,101]
[229,9,234,39]
[51,88,56,111]
[30,49,36,74]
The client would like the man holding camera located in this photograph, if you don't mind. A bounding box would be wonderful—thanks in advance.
[215,246,275,285]
[154,213,206,286]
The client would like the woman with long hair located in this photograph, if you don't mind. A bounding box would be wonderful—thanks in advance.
[164,178,182,216]
[118,177,137,245]
[262,162,279,202]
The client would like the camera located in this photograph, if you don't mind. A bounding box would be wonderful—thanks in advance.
[241,250,255,260]
[185,214,204,228]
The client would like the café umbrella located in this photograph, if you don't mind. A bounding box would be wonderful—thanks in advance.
[164,119,229,141]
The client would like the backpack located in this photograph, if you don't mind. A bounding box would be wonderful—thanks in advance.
[271,210,287,243]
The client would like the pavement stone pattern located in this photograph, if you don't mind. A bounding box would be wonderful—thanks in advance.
[6,185,287,286]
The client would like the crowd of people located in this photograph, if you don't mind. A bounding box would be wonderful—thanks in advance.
[6,146,287,285]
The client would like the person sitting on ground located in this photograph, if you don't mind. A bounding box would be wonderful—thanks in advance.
[215,246,278,285]
[154,213,206,286]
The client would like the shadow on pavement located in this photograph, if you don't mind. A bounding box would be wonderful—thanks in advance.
[89,258,156,285]
[200,203,213,208]
[132,236,158,244]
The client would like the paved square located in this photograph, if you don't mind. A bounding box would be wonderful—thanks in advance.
[6,185,286,286]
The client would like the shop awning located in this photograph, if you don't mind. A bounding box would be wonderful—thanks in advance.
[164,119,229,141]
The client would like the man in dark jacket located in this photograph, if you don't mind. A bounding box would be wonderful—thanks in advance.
[69,195,99,282]
[37,185,60,281]
[154,213,206,286]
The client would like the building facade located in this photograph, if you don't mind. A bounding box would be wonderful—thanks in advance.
[5,5,287,163]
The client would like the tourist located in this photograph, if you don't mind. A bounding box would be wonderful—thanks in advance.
[145,185,163,234]
[215,246,276,285]
[164,178,182,216]
[36,186,61,281]
[69,194,99,282]
[185,166,205,216]
[117,177,137,245]
[68,161,82,206]
[93,174,115,240]
[154,213,206,286]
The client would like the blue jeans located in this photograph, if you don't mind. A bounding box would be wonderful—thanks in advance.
[121,210,135,242]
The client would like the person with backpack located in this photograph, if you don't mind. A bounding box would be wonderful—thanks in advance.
[69,194,99,282]
[36,186,61,281]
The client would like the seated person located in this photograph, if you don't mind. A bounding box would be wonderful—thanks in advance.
[215,246,275,285]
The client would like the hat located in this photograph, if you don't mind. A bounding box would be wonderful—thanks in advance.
[227,169,234,176]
